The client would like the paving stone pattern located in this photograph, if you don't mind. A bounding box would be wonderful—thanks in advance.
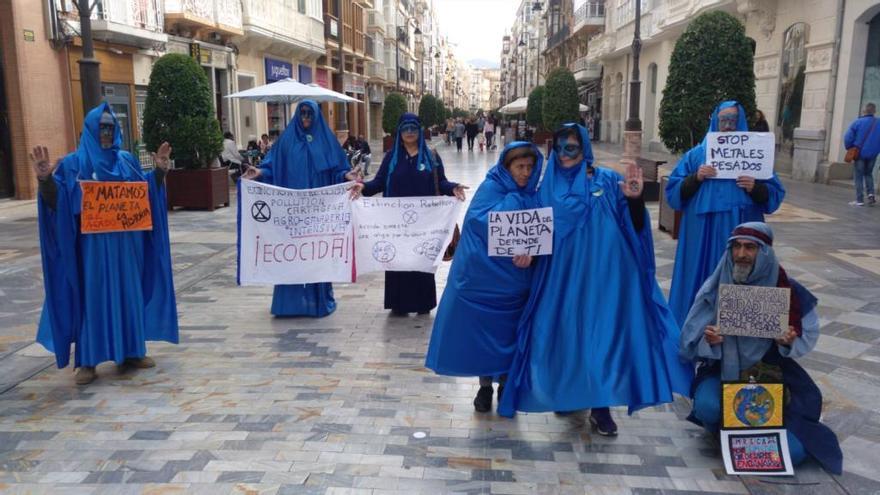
[0,142,878,494]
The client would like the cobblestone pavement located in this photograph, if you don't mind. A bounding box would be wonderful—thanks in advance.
[1,141,879,494]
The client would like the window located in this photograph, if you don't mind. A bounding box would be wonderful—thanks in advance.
[615,0,650,28]
[298,0,306,14]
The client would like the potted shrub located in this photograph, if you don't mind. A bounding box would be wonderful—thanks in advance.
[543,68,580,135]
[382,92,407,152]
[143,53,226,210]
[418,94,439,140]
[526,86,553,146]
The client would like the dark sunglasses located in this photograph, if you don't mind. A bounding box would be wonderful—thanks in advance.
[300,109,315,118]
[555,142,582,158]
[400,124,420,134]
[98,124,115,136]
[718,116,738,124]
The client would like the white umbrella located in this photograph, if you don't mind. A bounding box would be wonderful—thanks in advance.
[579,104,589,112]
[499,97,529,115]
[226,78,361,104]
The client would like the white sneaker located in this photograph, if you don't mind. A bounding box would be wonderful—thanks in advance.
[849,201,865,206]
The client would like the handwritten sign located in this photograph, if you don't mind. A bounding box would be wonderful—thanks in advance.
[706,132,775,180]
[352,196,462,275]
[80,181,152,234]
[488,207,553,257]
[721,429,793,475]
[237,179,355,285]
[717,284,789,339]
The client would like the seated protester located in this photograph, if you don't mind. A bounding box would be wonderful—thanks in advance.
[680,222,842,474]
[425,142,543,412]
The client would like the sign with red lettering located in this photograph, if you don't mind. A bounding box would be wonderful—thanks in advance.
[80,181,153,234]
[721,429,793,476]
[237,179,355,285]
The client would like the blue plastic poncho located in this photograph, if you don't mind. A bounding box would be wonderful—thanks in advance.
[36,102,178,368]
[425,142,543,376]
[256,100,351,317]
[498,124,692,417]
[665,101,785,326]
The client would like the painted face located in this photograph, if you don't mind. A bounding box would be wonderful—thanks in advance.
[400,122,420,146]
[506,155,535,188]
[557,135,583,168]
[98,123,115,149]
[718,107,739,132]
[731,239,758,283]
[299,106,314,129]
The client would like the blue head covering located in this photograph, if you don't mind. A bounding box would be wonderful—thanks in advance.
[71,102,144,183]
[262,100,347,188]
[386,113,437,193]
[538,123,599,240]
[680,222,783,380]
[485,141,543,196]
[706,100,749,135]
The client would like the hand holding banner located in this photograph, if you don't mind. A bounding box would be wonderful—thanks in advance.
[706,132,775,180]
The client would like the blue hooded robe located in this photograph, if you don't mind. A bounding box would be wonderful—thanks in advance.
[361,113,459,313]
[257,100,351,317]
[425,142,543,376]
[498,124,693,417]
[666,101,785,326]
[36,102,178,368]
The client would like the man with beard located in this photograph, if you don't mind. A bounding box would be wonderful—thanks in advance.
[679,222,842,474]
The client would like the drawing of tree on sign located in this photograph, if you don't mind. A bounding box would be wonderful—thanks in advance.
[413,238,442,260]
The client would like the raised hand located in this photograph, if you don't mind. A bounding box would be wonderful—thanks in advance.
[29,146,55,179]
[151,142,172,171]
[619,162,643,199]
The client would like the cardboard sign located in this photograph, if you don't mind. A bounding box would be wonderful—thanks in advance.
[717,284,790,339]
[722,382,784,429]
[352,196,462,275]
[706,132,775,180]
[721,429,794,476]
[238,179,355,285]
[80,181,152,234]
[488,207,553,257]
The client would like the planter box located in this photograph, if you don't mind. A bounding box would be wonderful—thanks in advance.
[383,135,394,152]
[166,166,230,211]
[658,175,682,239]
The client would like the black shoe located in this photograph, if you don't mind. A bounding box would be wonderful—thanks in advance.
[496,384,504,403]
[473,386,493,413]
[589,408,618,436]
[390,310,408,317]
[417,310,430,315]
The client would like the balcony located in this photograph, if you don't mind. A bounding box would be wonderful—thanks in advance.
[215,0,243,35]
[572,1,605,35]
[571,56,601,82]
[240,0,324,59]
[545,25,570,52]
[56,0,167,47]
[367,61,385,82]
[164,0,242,37]
[365,36,384,60]
[367,9,385,34]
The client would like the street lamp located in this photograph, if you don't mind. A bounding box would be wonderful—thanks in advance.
[623,0,643,161]
[518,37,527,98]
[75,0,102,112]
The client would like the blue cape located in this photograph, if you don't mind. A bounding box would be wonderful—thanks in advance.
[665,101,785,325]
[498,124,692,417]
[258,100,350,188]
[36,102,178,368]
[425,142,543,376]
[253,100,347,317]
[385,113,438,195]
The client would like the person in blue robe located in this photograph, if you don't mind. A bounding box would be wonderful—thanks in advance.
[497,124,693,436]
[680,222,842,474]
[243,100,361,317]
[666,101,785,326]
[425,142,543,412]
[350,113,467,315]
[34,102,178,385]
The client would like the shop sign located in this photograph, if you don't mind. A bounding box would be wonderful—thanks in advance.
[343,74,366,94]
[265,58,293,82]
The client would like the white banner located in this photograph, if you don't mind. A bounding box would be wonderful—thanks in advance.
[352,196,463,275]
[488,207,553,257]
[706,132,775,180]
[238,179,355,285]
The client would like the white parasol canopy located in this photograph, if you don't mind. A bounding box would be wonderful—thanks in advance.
[226,78,361,104]
[499,97,589,115]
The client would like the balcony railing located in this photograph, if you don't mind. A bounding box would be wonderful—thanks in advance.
[367,61,385,80]
[546,25,570,51]
[82,0,164,33]
[241,0,324,53]
[215,0,243,32]
[573,1,605,33]
[571,56,601,81]
[165,0,213,23]
[367,9,385,32]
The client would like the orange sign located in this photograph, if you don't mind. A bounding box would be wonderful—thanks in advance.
[80,181,153,234]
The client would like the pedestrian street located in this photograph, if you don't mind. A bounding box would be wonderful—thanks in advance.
[0,141,879,494]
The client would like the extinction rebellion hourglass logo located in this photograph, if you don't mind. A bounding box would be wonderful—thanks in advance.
[251,201,271,223]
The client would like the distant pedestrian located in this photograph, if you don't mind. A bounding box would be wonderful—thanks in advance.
[259,133,271,156]
[466,119,479,151]
[445,119,454,145]
[752,110,770,132]
[484,118,496,150]
[843,102,880,206]
[454,119,465,152]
